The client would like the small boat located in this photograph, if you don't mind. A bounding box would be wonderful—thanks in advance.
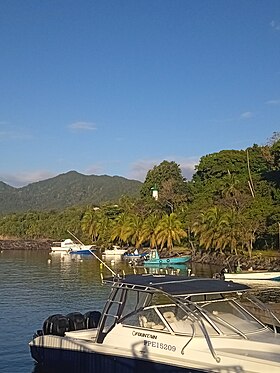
[123,248,147,259]
[223,270,280,281]
[70,246,96,255]
[144,248,191,266]
[30,274,280,372]
[50,239,94,255]
[102,245,127,256]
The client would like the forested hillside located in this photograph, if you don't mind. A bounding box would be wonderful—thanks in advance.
[0,136,279,256]
[0,171,142,213]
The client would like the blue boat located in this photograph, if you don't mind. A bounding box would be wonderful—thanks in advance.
[143,249,191,266]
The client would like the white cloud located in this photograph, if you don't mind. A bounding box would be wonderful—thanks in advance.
[179,158,199,180]
[128,157,198,182]
[240,111,254,119]
[129,160,157,181]
[69,121,97,131]
[270,20,280,31]
[266,99,280,105]
[0,170,56,188]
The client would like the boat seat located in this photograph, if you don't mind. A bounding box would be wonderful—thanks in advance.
[163,311,193,334]
[139,315,165,330]
[163,311,177,323]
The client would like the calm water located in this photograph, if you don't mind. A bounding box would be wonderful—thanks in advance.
[1,249,279,373]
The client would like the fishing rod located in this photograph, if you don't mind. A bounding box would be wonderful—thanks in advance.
[67,230,117,276]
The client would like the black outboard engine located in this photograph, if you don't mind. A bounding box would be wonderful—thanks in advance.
[43,314,70,336]
[66,312,85,331]
[84,311,101,329]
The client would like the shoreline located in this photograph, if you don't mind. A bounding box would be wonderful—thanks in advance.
[1,239,280,271]
[0,239,52,251]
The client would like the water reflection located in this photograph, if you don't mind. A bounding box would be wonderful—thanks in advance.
[1,249,280,373]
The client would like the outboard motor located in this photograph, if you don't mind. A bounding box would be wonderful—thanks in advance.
[43,314,70,336]
[84,311,101,329]
[66,312,85,331]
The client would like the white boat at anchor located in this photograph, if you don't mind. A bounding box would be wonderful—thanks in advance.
[50,239,94,254]
[222,269,280,281]
[29,274,280,373]
[102,245,127,256]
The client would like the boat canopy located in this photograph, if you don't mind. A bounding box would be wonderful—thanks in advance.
[104,274,250,297]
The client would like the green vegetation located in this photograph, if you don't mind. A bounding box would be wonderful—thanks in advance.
[0,171,142,214]
[0,134,279,257]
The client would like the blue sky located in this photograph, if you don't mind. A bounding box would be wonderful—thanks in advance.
[1,0,279,187]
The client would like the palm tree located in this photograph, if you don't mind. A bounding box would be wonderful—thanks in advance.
[122,214,144,248]
[221,209,243,254]
[140,214,161,249]
[110,213,130,246]
[81,209,99,242]
[192,206,228,252]
[155,213,187,253]
[221,172,241,209]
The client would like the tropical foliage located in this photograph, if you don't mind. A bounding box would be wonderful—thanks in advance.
[0,171,142,214]
[0,135,279,257]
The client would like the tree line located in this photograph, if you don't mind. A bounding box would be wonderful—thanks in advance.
[0,134,279,257]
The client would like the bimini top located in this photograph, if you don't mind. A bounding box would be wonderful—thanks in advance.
[104,274,250,297]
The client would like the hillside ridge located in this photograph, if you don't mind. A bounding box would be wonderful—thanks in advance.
[0,171,142,213]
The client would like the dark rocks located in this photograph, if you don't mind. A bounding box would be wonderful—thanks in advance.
[190,251,280,271]
[0,239,52,251]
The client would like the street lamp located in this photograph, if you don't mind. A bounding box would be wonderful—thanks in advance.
[151,185,158,201]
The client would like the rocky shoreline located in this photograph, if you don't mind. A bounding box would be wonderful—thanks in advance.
[1,239,280,272]
[0,239,52,251]
[190,250,280,271]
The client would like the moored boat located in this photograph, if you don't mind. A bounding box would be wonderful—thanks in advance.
[29,273,280,372]
[144,248,191,266]
[223,270,280,281]
[50,239,94,255]
[102,245,128,256]
[123,248,148,259]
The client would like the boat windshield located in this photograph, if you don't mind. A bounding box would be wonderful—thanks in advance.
[121,294,267,337]
[99,282,270,344]
[197,297,266,335]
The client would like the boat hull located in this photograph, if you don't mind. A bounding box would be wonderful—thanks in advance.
[224,272,280,281]
[51,240,94,254]
[144,257,191,266]
[103,251,127,256]
[70,249,94,255]
[30,345,206,373]
[50,248,71,253]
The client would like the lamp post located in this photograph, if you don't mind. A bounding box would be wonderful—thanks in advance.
[151,185,158,201]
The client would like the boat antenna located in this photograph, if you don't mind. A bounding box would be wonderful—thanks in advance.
[67,230,117,277]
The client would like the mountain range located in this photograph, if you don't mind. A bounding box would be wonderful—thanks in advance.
[0,171,142,214]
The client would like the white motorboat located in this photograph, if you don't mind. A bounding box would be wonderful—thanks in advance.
[102,245,127,256]
[50,239,94,254]
[222,270,280,281]
[29,274,280,372]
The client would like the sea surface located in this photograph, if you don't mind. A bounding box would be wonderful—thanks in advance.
[1,249,280,373]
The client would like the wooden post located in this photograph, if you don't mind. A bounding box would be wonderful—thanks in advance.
[278,222,280,251]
